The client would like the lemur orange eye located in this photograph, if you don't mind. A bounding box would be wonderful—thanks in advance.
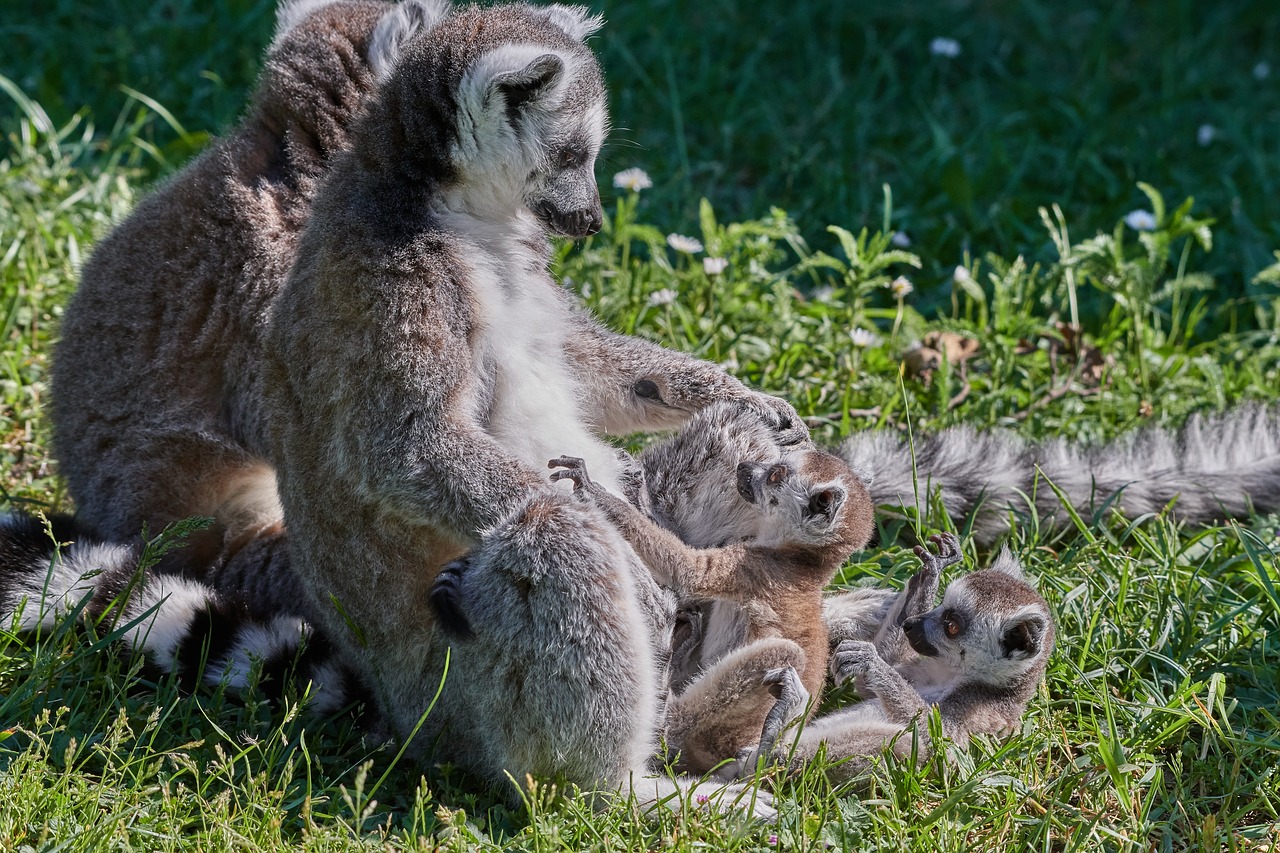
[942,611,963,638]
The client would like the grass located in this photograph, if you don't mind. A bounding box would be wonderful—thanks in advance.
[2,0,1279,849]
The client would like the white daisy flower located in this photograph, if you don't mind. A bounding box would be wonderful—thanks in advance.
[850,327,880,348]
[703,256,729,275]
[1196,124,1217,146]
[889,275,914,299]
[812,286,835,302]
[891,231,911,248]
[929,37,961,58]
[1124,209,1157,231]
[648,288,677,307]
[612,167,653,192]
[953,265,974,285]
[666,233,704,254]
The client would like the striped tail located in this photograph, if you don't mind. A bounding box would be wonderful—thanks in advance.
[841,403,1280,544]
[0,512,365,715]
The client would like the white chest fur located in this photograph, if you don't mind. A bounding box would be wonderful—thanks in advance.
[459,215,624,495]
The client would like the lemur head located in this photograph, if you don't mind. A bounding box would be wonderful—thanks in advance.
[735,449,875,552]
[363,2,607,235]
[901,551,1054,685]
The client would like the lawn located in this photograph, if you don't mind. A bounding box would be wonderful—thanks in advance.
[2,0,1279,849]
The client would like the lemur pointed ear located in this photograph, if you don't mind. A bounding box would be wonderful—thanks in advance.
[989,545,1027,580]
[368,0,452,80]
[807,486,845,522]
[542,4,604,41]
[492,52,566,122]
[1001,612,1048,659]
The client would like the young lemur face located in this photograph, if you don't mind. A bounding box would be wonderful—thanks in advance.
[901,554,1054,684]
[735,449,874,551]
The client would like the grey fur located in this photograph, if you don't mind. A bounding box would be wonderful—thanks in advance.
[755,533,1054,782]
[260,3,799,810]
[843,403,1280,545]
[40,0,802,814]
[546,399,874,777]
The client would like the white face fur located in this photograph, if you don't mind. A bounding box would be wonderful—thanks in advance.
[451,41,608,234]
[737,451,850,548]
[902,567,1052,686]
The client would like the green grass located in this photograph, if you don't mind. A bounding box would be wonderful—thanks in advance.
[3,0,1280,849]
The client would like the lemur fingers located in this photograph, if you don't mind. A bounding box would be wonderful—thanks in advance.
[831,639,885,684]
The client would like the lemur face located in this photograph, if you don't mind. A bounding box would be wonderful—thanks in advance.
[736,449,873,549]
[902,567,1053,684]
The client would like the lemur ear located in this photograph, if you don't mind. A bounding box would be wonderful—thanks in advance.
[492,52,566,123]
[459,46,569,131]
[368,0,452,80]
[807,486,845,521]
[542,4,604,41]
[989,545,1027,580]
[1001,613,1047,659]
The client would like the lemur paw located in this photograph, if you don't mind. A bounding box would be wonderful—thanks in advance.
[429,558,474,640]
[761,665,807,711]
[548,455,593,494]
[831,639,883,683]
[912,532,962,574]
[744,391,810,447]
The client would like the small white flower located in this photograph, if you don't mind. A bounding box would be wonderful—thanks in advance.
[889,275,914,299]
[648,288,677,306]
[1255,61,1271,80]
[666,233,704,254]
[850,327,880,348]
[929,37,961,58]
[612,167,653,192]
[703,256,729,275]
[1124,209,1157,231]
[749,259,767,278]
[953,265,974,285]
[1196,124,1217,147]
[891,231,911,248]
[812,286,835,302]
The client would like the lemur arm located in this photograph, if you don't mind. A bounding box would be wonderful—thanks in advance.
[831,640,930,726]
[549,455,763,598]
[874,533,958,665]
[560,306,808,445]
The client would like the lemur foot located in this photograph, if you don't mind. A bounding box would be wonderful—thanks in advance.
[831,639,884,684]
[723,666,809,781]
[429,558,474,640]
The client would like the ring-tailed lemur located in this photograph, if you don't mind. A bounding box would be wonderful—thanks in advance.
[545,435,874,777]
[735,532,1055,782]
[12,0,804,816]
[844,404,1280,545]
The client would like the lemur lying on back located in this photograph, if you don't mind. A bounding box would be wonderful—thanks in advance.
[738,532,1055,782]
[434,397,875,775]
[549,444,874,775]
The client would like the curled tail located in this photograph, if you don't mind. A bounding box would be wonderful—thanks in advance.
[841,403,1280,544]
[0,512,365,715]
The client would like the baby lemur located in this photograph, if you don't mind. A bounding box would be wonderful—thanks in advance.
[546,421,874,776]
[747,532,1055,782]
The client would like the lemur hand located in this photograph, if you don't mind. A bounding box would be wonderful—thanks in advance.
[742,391,810,447]
[831,639,885,683]
[549,455,598,496]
